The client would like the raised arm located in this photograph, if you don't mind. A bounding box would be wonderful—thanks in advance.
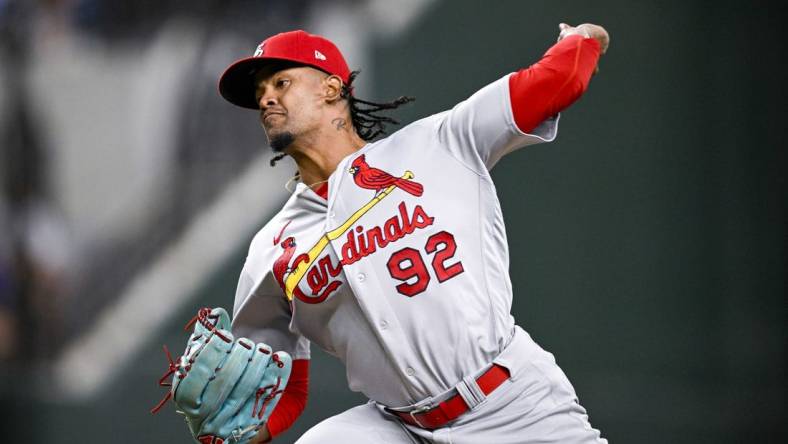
[509,23,609,133]
[438,22,610,171]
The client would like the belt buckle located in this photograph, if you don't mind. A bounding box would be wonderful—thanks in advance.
[407,402,433,429]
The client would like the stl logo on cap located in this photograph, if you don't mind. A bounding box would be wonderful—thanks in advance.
[314,50,327,61]
[254,43,265,57]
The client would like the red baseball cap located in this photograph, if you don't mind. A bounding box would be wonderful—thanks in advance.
[219,30,351,110]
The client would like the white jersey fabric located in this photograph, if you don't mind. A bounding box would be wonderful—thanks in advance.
[231,74,558,408]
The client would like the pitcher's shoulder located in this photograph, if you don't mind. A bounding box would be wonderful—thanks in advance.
[248,212,291,257]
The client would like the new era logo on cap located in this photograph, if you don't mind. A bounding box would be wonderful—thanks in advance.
[314,50,327,61]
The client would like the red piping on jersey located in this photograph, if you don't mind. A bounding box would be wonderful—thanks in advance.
[508,35,601,133]
[265,358,310,439]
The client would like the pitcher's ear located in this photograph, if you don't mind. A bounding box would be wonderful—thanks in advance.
[324,75,344,103]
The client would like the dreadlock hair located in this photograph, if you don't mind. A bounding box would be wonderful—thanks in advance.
[270,70,414,168]
[269,152,287,167]
[341,70,415,141]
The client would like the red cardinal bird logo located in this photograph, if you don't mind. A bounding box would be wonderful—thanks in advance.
[348,154,423,196]
[272,220,308,293]
[272,220,341,303]
[272,221,297,292]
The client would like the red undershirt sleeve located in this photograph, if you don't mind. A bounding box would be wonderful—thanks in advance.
[509,34,601,133]
[266,359,310,439]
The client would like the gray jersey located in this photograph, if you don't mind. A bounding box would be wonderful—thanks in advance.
[231,75,558,407]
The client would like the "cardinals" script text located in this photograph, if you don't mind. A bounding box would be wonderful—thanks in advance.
[303,201,435,297]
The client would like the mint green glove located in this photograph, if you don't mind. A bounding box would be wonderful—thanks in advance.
[168,307,292,444]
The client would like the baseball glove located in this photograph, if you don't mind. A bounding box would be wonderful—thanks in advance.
[152,307,292,444]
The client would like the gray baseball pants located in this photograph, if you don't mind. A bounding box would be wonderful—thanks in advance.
[296,327,607,444]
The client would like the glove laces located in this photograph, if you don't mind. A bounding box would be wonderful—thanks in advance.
[150,344,181,414]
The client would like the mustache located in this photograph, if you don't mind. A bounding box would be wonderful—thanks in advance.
[260,107,286,124]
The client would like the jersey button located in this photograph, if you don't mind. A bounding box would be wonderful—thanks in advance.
[405,367,415,376]
[379,320,388,329]
[357,273,366,282]
[329,211,336,219]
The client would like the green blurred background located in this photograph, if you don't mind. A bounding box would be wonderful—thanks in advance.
[1,0,784,442]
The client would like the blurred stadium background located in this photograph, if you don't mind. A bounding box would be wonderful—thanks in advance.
[0,0,784,442]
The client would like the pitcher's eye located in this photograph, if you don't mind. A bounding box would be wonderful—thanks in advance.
[276,78,290,88]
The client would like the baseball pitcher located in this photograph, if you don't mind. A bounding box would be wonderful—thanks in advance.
[156,22,610,443]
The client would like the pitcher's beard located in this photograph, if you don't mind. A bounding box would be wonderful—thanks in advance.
[268,131,295,153]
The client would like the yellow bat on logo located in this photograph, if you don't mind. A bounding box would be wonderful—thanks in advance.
[284,171,415,300]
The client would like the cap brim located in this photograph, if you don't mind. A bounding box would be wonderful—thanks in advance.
[219,56,333,110]
[218,57,274,110]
